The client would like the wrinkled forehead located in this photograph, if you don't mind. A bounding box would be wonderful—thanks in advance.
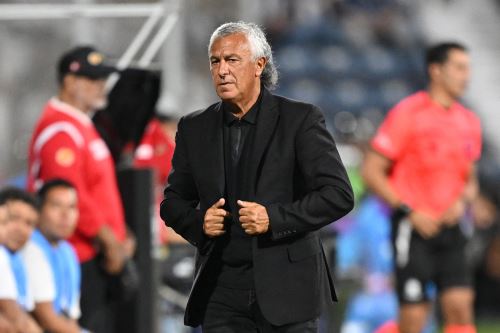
[209,33,252,56]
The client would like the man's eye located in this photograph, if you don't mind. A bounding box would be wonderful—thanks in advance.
[210,59,219,64]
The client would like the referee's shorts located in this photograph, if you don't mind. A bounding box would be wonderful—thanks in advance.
[391,214,473,304]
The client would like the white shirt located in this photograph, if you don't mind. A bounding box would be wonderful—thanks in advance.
[21,239,81,319]
[0,246,17,300]
[0,245,34,311]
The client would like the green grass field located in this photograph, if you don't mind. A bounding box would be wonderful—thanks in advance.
[437,321,500,333]
[476,321,500,333]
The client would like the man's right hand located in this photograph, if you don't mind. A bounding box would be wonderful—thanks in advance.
[203,198,229,238]
[408,210,440,239]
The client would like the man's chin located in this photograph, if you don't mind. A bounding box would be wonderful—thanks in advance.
[6,243,23,252]
[217,88,237,100]
[59,232,73,240]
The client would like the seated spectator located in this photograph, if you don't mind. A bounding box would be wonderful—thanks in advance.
[0,204,15,333]
[21,179,87,333]
[0,188,42,333]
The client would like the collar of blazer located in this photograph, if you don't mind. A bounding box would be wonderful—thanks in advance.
[199,88,280,201]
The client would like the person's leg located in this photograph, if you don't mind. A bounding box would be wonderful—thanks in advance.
[253,295,318,333]
[263,318,319,333]
[391,218,434,333]
[398,303,431,333]
[441,288,475,333]
[440,287,474,324]
[374,303,431,333]
[437,227,476,333]
[201,285,257,333]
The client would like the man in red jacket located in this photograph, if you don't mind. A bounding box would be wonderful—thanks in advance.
[27,46,134,333]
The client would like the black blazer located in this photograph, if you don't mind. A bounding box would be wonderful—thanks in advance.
[160,88,354,327]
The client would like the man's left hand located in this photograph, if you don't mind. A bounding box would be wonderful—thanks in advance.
[237,200,269,235]
[440,198,466,226]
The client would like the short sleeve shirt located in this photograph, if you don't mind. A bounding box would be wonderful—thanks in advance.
[371,91,482,219]
[0,246,34,311]
[21,238,81,319]
[0,246,17,300]
[21,240,56,303]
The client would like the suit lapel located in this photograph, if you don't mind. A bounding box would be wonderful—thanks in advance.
[200,102,225,200]
[247,89,280,197]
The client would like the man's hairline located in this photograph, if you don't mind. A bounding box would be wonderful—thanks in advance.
[209,32,264,62]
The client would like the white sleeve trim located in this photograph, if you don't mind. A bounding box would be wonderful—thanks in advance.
[33,121,84,154]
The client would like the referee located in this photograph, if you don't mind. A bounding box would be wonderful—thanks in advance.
[363,42,481,333]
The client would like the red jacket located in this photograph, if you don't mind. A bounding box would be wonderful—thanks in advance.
[133,118,175,185]
[133,118,175,244]
[27,98,126,262]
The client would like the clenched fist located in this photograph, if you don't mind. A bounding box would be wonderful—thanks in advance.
[238,200,269,235]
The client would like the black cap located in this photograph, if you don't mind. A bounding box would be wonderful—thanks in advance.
[57,46,117,82]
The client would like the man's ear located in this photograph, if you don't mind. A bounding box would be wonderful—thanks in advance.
[62,74,76,90]
[255,57,267,77]
[428,63,441,81]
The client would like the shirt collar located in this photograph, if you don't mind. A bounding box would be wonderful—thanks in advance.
[422,90,459,112]
[223,91,262,126]
[49,97,92,126]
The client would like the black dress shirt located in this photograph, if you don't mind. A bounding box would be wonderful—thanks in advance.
[209,93,261,289]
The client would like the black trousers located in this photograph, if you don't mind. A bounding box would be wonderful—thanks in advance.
[79,257,117,333]
[201,285,318,333]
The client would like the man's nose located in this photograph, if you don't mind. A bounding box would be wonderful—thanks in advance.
[218,60,229,77]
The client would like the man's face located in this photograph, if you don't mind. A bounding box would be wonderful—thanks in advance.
[68,75,108,111]
[3,201,38,252]
[209,33,266,105]
[40,187,79,242]
[430,49,470,99]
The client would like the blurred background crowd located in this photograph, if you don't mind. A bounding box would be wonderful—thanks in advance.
[1,0,500,332]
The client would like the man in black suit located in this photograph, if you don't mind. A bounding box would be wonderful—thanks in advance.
[160,21,354,332]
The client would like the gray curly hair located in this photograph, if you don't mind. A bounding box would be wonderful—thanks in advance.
[208,21,279,90]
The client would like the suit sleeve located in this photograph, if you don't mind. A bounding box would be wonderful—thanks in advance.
[159,118,207,250]
[267,106,354,240]
[38,133,106,238]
